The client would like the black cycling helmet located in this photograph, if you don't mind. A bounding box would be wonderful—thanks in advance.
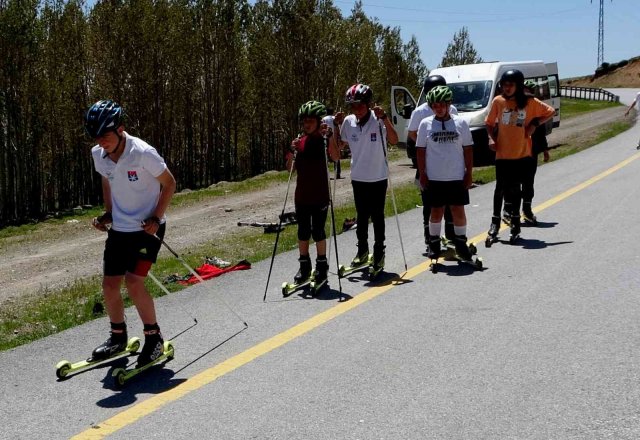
[345,83,373,105]
[500,69,525,86]
[423,75,447,93]
[84,100,124,139]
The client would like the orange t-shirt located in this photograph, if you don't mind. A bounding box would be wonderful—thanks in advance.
[485,96,555,160]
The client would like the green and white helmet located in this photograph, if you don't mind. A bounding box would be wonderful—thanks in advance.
[524,79,537,90]
[427,85,453,105]
[298,100,327,119]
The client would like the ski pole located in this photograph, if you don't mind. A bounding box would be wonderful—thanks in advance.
[155,235,248,328]
[147,271,198,328]
[263,149,297,301]
[378,120,408,272]
[323,135,342,295]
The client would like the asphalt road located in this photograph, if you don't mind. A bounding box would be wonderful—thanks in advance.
[1,90,639,440]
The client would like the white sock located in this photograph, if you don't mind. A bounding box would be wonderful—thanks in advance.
[454,225,466,237]
[429,222,442,237]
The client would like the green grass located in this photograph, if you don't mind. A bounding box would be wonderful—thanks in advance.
[561,97,621,119]
[0,107,632,351]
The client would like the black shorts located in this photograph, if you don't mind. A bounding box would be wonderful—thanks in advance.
[425,180,469,207]
[103,223,165,277]
[295,204,328,242]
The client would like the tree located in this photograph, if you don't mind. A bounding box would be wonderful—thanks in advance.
[439,26,482,68]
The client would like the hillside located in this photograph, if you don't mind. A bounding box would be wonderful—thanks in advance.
[562,57,640,87]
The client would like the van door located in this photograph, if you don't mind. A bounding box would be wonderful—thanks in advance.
[390,86,417,146]
[545,62,561,128]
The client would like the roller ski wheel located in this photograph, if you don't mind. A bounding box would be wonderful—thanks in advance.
[430,258,439,273]
[282,275,313,297]
[338,254,372,278]
[309,278,328,296]
[509,233,520,245]
[522,213,538,226]
[456,255,484,270]
[112,341,174,388]
[368,264,384,279]
[55,337,141,380]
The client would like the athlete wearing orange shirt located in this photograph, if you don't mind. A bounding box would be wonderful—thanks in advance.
[485,69,554,243]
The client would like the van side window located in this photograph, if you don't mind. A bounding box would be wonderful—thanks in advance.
[394,89,410,115]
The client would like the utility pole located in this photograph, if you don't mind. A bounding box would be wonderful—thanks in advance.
[591,0,612,67]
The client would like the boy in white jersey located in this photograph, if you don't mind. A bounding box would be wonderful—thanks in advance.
[85,100,176,369]
[415,86,474,260]
[335,84,398,273]
[407,75,459,246]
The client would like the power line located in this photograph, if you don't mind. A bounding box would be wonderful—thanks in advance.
[591,0,612,67]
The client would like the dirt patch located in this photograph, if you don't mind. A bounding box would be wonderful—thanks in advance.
[563,58,640,88]
[0,106,629,306]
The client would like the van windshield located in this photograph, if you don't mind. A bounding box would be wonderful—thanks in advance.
[449,81,493,112]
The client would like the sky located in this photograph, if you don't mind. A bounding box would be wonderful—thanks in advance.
[331,0,640,79]
[84,0,640,79]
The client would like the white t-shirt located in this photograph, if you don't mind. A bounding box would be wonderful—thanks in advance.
[92,132,168,232]
[340,111,388,182]
[322,115,335,130]
[415,114,473,181]
[408,103,458,132]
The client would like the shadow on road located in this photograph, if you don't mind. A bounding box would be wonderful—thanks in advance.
[523,221,558,229]
[495,238,573,249]
[97,365,185,408]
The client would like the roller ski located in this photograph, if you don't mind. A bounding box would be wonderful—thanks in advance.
[440,236,477,260]
[522,207,538,226]
[112,327,174,388]
[452,235,483,270]
[282,255,313,296]
[308,258,329,296]
[485,216,500,248]
[338,246,372,278]
[368,245,385,279]
[55,335,140,380]
[509,215,521,244]
[427,235,442,273]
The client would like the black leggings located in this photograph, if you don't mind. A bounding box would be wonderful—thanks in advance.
[494,158,531,218]
[352,179,388,248]
[493,157,537,217]
[296,204,328,242]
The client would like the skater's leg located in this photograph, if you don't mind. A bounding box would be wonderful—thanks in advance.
[370,179,388,248]
[296,203,312,256]
[444,206,455,241]
[522,156,538,222]
[102,276,126,323]
[125,273,158,325]
[352,181,371,249]
[421,189,431,245]
[370,179,388,270]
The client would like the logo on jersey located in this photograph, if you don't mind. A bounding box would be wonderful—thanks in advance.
[127,170,139,182]
[430,131,459,143]
[370,133,377,142]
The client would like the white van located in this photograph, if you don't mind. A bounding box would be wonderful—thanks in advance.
[391,60,561,165]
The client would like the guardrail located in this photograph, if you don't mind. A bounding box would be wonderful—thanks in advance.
[560,86,619,102]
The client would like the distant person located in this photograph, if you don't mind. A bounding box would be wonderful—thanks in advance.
[407,75,459,247]
[485,70,554,243]
[624,91,640,149]
[286,101,340,288]
[520,79,551,225]
[85,100,176,368]
[322,107,342,179]
[335,84,398,275]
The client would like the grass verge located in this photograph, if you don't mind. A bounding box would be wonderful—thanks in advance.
[0,115,632,351]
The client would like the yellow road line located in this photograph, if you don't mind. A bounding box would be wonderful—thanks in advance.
[72,151,640,439]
